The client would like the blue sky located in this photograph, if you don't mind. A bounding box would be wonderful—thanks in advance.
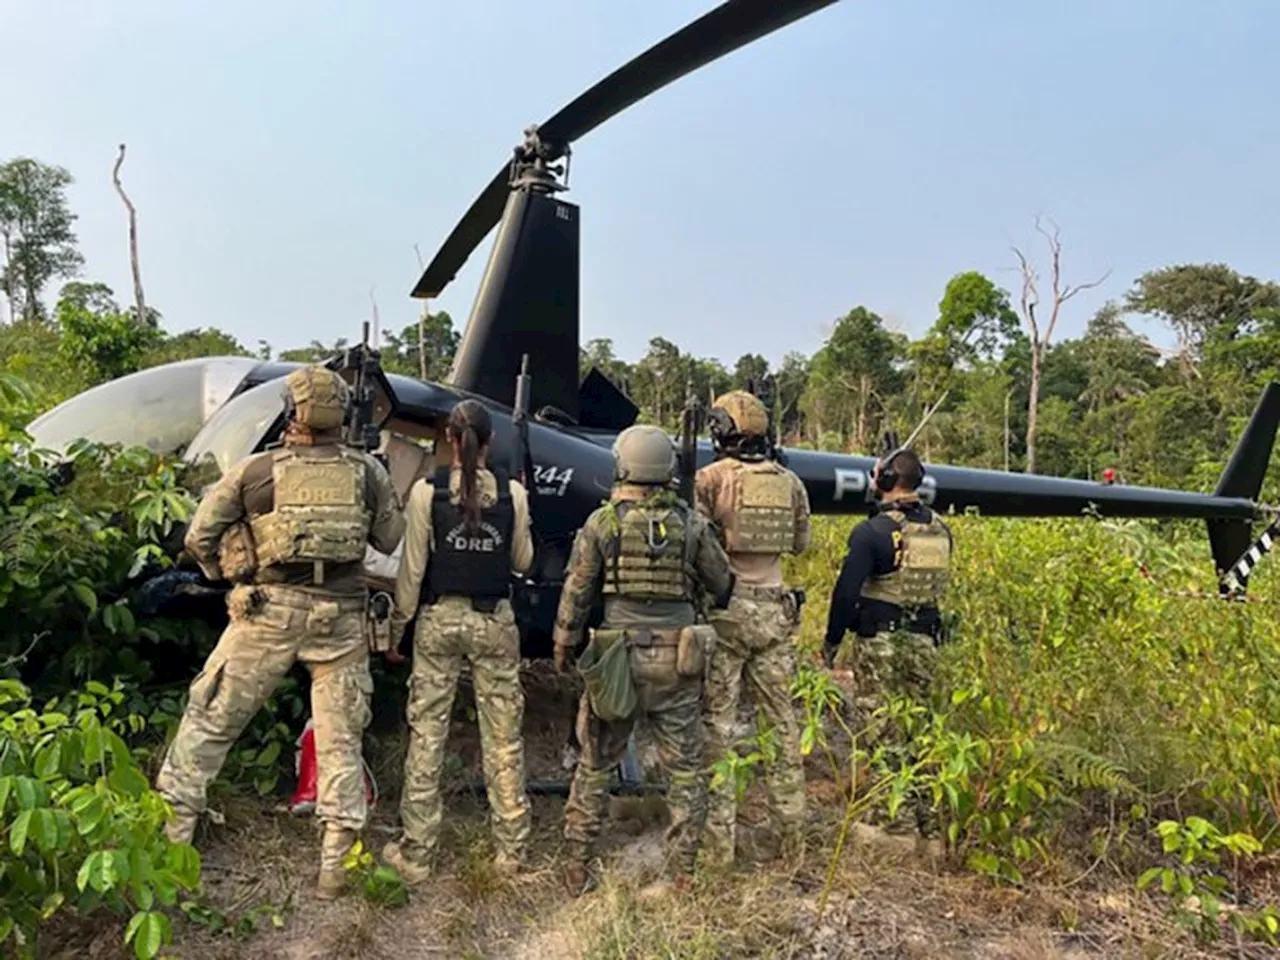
[4,0,1278,372]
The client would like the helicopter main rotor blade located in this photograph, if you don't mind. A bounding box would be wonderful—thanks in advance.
[412,0,838,300]
[412,164,511,299]
[535,0,838,155]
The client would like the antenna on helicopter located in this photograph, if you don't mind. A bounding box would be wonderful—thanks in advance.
[900,388,951,453]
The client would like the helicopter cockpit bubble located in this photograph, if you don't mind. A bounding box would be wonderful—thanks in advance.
[183,376,288,483]
[27,357,260,457]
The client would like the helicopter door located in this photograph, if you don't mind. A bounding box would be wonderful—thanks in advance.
[381,431,435,505]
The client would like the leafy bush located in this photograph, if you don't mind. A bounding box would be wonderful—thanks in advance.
[0,390,304,953]
[0,429,213,687]
[787,512,1280,946]
[0,678,201,959]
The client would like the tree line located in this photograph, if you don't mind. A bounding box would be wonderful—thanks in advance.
[5,154,1280,494]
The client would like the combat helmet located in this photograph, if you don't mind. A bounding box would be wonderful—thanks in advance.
[708,390,769,454]
[284,365,351,431]
[612,424,678,485]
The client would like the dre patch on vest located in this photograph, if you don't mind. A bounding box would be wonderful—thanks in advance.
[443,520,506,553]
[278,460,360,505]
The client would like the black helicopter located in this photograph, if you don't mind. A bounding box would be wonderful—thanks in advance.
[27,0,1280,663]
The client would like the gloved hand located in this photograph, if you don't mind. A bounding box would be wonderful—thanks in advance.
[554,642,571,675]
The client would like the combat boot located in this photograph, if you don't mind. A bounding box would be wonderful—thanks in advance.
[316,827,357,900]
[493,850,525,878]
[381,841,433,886]
[779,823,807,864]
[562,842,596,897]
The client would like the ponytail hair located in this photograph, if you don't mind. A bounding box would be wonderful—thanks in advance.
[447,400,493,531]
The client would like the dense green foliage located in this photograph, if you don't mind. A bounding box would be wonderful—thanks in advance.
[786,515,1280,946]
[0,679,202,959]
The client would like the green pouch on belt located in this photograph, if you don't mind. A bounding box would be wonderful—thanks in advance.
[576,629,638,722]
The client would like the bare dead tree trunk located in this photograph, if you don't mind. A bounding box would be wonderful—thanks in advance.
[1012,216,1110,474]
[112,144,147,325]
[413,245,429,380]
[1,229,12,324]
[1004,388,1011,471]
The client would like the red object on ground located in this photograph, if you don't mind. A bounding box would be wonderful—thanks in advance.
[1102,468,1116,484]
[288,718,375,815]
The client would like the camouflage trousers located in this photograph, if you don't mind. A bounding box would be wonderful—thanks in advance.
[839,629,939,834]
[564,640,706,875]
[397,597,531,866]
[156,584,373,839]
[703,588,806,866]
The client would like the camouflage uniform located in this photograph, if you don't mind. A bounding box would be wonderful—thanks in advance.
[555,426,734,891]
[156,365,405,898]
[695,411,812,866]
[382,464,535,880]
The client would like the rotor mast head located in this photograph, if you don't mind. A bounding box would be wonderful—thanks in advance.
[510,124,571,194]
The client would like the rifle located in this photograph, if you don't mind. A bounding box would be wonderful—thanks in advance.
[677,377,703,506]
[512,353,535,493]
[343,321,382,453]
[748,373,786,467]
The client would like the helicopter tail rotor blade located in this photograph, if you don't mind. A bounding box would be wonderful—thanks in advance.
[411,0,838,301]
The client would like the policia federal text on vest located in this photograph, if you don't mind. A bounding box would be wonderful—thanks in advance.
[422,464,515,613]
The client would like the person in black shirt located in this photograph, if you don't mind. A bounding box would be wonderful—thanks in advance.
[822,446,952,839]
[823,448,951,665]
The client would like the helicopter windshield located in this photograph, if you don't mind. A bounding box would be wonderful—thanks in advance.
[183,377,287,479]
[24,357,259,456]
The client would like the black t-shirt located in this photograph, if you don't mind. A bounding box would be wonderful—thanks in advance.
[823,499,950,648]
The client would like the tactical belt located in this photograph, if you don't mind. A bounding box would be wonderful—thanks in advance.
[861,600,941,642]
[596,626,682,648]
[733,583,786,601]
[425,593,504,614]
[254,584,367,614]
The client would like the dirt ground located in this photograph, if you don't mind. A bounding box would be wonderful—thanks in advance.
[38,665,1277,960]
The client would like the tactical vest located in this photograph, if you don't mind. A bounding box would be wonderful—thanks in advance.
[859,506,951,610]
[602,497,695,601]
[424,465,514,601]
[248,447,372,580]
[719,459,797,555]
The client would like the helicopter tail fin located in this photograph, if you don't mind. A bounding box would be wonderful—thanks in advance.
[1206,381,1280,579]
[444,189,582,425]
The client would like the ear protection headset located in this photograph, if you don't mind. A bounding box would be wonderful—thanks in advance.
[874,445,926,493]
[707,407,738,447]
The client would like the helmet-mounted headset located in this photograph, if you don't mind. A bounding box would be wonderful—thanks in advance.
[873,432,926,494]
